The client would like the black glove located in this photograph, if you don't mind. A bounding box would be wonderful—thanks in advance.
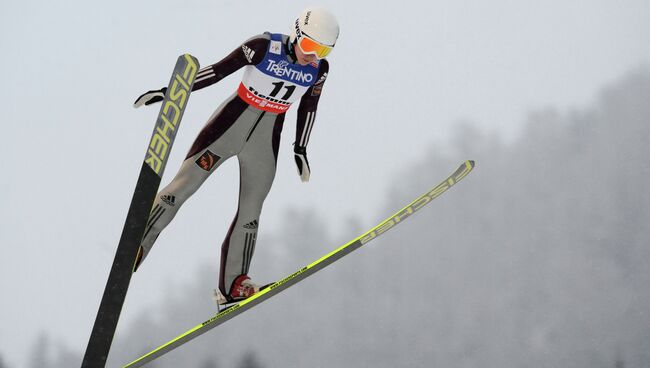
[133,87,167,108]
[293,145,311,182]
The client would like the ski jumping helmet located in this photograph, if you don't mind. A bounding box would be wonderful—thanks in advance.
[289,7,339,59]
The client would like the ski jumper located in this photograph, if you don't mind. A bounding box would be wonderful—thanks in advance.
[137,33,329,296]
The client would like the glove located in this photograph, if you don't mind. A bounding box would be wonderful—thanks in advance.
[293,145,311,182]
[133,87,167,108]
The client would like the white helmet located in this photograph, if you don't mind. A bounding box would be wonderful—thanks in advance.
[290,7,339,58]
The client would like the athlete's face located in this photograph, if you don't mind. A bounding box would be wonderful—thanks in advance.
[294,43,318,65]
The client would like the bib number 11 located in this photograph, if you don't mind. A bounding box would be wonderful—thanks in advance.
[270,81,296,100]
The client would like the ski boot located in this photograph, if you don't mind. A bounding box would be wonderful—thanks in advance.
[213,274,262,309]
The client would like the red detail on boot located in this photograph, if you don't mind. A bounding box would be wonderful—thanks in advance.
[229,274,257,300]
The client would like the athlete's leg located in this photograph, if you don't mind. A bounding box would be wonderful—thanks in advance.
[135,95,252,270]
[219,113,285,295]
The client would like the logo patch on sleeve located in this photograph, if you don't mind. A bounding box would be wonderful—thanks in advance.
[311,72,327,96]
[315,72,327,85]
[311,84,323,96]
[195,150,221,171]
[242,45,256,63]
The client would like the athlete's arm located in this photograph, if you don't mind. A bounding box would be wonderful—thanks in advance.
[192,34,270,91]
[293,59,329,182]
[133,34,269,108]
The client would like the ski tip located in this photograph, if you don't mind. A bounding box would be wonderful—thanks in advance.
[459,160,475,170]
[180,53,200,66]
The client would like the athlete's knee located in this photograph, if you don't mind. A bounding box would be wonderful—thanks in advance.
[240,179,274,205]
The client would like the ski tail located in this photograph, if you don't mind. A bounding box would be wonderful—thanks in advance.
[82,54,199,368]
[123,160,475,368]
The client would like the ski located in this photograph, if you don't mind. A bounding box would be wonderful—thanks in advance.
[123,160,475,368]
[82,54,199,368]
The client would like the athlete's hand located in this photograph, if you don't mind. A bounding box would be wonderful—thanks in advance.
[293,145,311,182]
[133,87,167,108]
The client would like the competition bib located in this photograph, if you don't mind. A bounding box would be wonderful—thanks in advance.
[238,33,319,113]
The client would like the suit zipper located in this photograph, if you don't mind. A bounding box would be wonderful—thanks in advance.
[246,111,266,142]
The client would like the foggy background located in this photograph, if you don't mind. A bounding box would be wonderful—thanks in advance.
[1,0,649,367]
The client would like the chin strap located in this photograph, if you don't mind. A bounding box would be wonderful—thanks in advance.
[286,38,298,63]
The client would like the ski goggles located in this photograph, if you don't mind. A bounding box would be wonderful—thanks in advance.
[297,35,334,59]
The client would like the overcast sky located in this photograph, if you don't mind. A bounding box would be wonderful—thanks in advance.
[1,0,649,367]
